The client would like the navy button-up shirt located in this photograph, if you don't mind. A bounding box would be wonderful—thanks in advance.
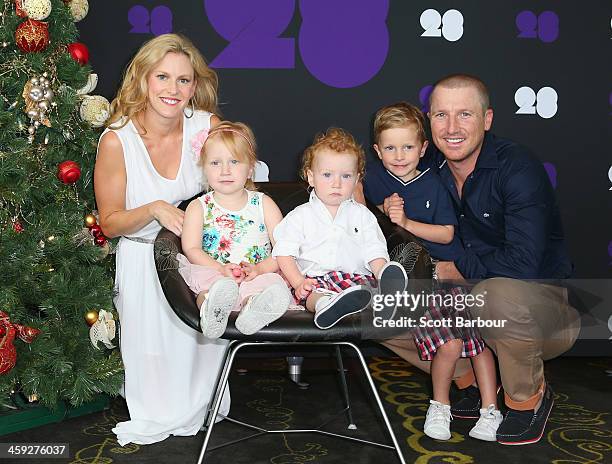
[421,132,573,280]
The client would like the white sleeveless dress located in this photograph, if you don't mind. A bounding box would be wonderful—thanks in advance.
[99,111,230,446]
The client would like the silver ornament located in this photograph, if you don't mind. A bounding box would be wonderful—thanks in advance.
[28,126,35,134]
[27,109,39,119]
[37,100,49,111]
[34,121,40,127]
[30,77,40,86]
[43,89,54,100]
[29,86,44,101]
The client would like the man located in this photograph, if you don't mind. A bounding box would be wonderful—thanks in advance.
[377,74,581,445]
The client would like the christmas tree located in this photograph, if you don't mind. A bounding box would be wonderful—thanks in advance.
[0,0,123,408]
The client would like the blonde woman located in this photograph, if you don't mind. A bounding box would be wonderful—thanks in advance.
[94,33,228,446]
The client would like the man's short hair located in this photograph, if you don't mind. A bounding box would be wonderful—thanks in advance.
[430,74,490,112]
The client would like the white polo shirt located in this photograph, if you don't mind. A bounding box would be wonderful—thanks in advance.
[272,191,389,277]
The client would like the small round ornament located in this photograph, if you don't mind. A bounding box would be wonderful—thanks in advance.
[89,224,102,237]
[94,235,107,247]
[57,160,81,184]
[67,42,89,65]
[84,310,98,326]
[84,213,97,228]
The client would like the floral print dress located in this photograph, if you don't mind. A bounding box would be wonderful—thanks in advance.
[198,190,271,265]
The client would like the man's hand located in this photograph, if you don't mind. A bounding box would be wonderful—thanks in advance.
[435,261,466,283]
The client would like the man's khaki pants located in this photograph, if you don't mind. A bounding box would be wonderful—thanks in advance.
[381,277,581,410]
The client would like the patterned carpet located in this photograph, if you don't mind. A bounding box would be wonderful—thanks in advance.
[1,355,611,464]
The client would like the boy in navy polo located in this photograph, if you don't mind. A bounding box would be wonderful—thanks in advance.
[362,102,501,441]
[363,102,463,262]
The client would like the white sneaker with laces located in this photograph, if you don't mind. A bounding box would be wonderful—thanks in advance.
[200,278,239,339]
[235,283,291,335]
[469,404,503,441]
[424,400,452,440]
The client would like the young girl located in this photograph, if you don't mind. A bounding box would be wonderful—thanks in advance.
[363,102,501,441]
[273,127,408,330]
[177,121,291,337]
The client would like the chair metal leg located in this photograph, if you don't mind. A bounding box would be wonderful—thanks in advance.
[334,345,356,429]
[286,355,310,388]
[202,340,237,429]
[197,341,242,464]
[198,341,406,464]
[343,342,407,464]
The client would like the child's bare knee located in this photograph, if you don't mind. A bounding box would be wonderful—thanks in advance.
[436,339,463,358]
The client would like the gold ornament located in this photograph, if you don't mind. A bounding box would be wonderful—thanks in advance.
[84,309,98,326]
[84,213,97,227]
[27,393,39,402]
[79,95,110,127]
[69,0,88,22]
[22,0,52,20]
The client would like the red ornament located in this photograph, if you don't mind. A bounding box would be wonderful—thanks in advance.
[89,224,102,237]
[67,42,89,65]
[15,0,27,17]
[12,220,24,233]
[15,19,49,53]
[0,324,16,375]
[0,311,41,375]
[13,324,41,343]
[57,160,81,184]
[94,235,107,246]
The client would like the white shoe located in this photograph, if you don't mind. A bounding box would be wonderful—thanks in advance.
[235,283,291,335]
[313,286,373,330]
[424,400,452,440]
[200,278,239,339]
[469,404,503,441]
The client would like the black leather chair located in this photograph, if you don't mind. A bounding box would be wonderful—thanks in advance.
[154,182,432,464]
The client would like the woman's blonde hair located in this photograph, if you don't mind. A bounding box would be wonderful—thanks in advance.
[300,127,365,181]
[107,33,218,129]
[201,121,258,191]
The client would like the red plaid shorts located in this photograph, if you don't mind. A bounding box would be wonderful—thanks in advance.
[293,270,377,305]
[412,286,485,361]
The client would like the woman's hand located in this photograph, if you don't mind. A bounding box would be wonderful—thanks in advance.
[151,200,184,236]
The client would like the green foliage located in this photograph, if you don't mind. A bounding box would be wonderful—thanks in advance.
[0,0,122,407]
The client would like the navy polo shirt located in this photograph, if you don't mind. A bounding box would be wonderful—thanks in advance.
[363,160,465,261]
[422,132,573,280]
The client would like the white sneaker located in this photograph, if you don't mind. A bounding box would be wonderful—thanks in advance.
[200,278,239,339]
[424,400,452,440]
[469,404,503,441]
[235,283,291,335]
[313,286,373,330]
